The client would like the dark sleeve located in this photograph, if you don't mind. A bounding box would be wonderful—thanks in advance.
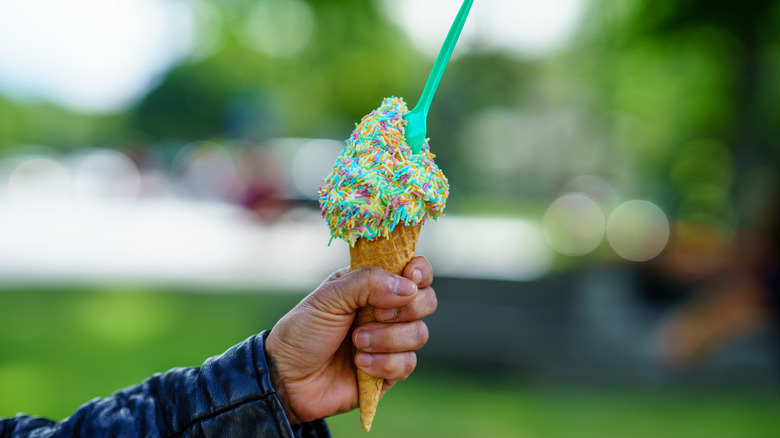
[0,331,330,438]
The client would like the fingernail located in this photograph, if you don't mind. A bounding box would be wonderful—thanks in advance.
[356,353,372,368]
[394,277,416,296]
[412,268,423,285]
[355,331,371,349]
[375,307,398,322]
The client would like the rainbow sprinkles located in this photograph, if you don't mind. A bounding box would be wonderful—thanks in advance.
[318,96,449,246]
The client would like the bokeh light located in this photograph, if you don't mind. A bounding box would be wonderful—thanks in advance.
[6,156,71,219]
[71,149,141,204]
[172,141,237,199]
[606,200,670,261]
[543,193,605,256]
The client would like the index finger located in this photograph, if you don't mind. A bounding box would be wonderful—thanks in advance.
[314,266,418,315]
[403,256,433,289]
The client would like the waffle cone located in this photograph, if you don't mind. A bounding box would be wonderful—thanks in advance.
[349,223,421,431]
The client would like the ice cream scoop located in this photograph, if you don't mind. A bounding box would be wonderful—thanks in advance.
[319,97,448,247]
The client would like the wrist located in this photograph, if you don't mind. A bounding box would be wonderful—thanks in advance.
[265,344,301,425]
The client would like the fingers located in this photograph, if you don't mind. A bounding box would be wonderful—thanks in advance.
[316,256,432,316]
[315,266,418,315]
[348,257,434,383]
[353,320,429,353]
[352,319,428,380]
[355,351,418,381]
[403,256,433,289]
[373,286,437,323]
[326,267,350,282]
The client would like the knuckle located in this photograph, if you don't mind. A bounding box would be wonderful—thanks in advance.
[403,353,417,378]
[351,266,384,306]
[330,267,349,280]
[364,265,384,280]
[374,355,391,374]
[422,257,433,277]
[419,256,433,277]
[428,287,438,312]
[364,266,390,291]
[416,321,430,348]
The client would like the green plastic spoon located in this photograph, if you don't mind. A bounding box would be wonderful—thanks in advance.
[404,0,474,154]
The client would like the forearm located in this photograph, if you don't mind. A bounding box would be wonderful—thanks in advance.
[1,332,329,438]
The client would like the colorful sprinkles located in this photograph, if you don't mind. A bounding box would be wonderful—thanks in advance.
[318,96,449,246]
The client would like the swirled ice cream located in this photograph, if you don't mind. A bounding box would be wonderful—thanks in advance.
[318,97,449,246]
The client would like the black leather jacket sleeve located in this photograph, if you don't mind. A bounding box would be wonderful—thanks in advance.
[0,331,330,438]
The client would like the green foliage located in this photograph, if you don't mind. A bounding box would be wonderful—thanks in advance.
[132,0,423,142]
[1,0,778,221]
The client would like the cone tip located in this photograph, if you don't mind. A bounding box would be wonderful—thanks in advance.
[360,406,375,431]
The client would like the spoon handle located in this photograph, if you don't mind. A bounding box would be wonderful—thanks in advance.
[411,0,474,117]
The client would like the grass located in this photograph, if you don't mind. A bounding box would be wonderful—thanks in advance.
[324,370,780,438]
[1,288,779,438]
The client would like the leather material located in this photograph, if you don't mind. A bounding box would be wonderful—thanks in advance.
[0,332,330,438]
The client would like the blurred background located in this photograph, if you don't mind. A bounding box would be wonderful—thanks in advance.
[1,0,779,436]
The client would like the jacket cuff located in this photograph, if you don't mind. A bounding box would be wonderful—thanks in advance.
[254,331,331,438]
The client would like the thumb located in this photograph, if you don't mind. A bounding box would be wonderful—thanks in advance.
[314,266,418,315]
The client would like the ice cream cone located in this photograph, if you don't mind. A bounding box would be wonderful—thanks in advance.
[349,223,421,431]
[319,97,448,431]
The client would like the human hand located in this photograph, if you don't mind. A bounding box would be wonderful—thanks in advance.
[265,256,436,424]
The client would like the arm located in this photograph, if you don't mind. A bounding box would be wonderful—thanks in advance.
[0,333,329,438]
[1,256,436,436]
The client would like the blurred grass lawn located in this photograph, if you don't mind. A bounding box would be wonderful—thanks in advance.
[1,289,779,438]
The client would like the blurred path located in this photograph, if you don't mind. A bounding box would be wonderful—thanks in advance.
[0,200,553,290]
[0,201,347,290]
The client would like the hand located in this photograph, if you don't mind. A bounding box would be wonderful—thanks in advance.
[265,256,436,424]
